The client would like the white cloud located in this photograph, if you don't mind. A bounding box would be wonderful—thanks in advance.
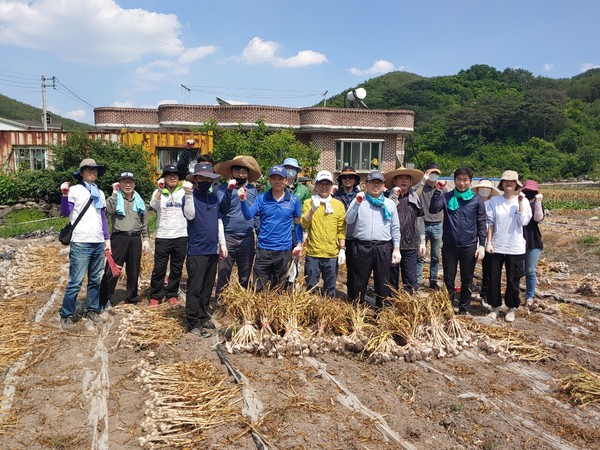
[64,109,86,120]
[0,0,215,78]
[112,101,134,108]
[157,99,178,106]
[543,64,555,72]
[349,60,396,76]
[581,62,600,73]
[238,36,327,67]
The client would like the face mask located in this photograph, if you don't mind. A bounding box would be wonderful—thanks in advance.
[428,173,439,182]
[196,181,211,192]
[524,190,536,200]
[234,177,246,185]
[478,188,491,198]
[286,168,297,179]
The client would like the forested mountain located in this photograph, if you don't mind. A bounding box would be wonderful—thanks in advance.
[0,93,93,131]
[325,65,600,180]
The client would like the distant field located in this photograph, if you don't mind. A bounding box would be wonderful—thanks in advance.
[541,184,600,210]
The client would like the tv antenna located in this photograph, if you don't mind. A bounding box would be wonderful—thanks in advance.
[345,87,368,109]
[181,84,191,103]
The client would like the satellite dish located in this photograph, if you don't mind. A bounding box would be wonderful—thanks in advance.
[345,88,369,109]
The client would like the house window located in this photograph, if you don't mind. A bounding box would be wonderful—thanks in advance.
[335,140,382,171]
[157,148,186,171]
[15,147,47,170]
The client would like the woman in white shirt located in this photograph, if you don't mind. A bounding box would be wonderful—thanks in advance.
[484,171,532,322]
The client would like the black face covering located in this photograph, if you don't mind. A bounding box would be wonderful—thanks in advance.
[523,190,536,200]
[196,181,212,193]
[234,177,246,185]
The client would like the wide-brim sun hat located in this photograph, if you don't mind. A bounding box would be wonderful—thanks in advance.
[337,166,360,186]
[282,157,302,172]
[499,170,523,190]
[186,162,221,181]
[472,179,501,198]
[384,167,424,190]
[521,179,539,193]
[214,155,262,183]
[74,158,105,179]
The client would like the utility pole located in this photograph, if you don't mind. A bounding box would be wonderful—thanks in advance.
[41,76,55,131]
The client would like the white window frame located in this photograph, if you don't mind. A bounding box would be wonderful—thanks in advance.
[14,146,48,171]
[335,139,383,172]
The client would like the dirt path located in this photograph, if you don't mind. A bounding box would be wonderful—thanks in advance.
[1,218,599,449]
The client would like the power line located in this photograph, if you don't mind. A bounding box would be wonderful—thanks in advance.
[52,77,98,109]
[185,84,326,100]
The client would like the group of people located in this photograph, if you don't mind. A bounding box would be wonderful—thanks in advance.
[58,150,544,336]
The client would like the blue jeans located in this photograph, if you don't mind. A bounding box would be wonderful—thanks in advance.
[416,222,442,287]
[60,242,105,317]
[525,248,542,299]
[305,255,338,297]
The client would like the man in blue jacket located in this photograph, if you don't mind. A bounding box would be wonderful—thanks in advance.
[213,155,261,302]
[239,165,303,291]
[429,167,487,314]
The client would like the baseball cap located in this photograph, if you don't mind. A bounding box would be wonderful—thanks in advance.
[118,172,136,181]
[315,170,334,183]
[269,165,288,178]
[366,171,385,182]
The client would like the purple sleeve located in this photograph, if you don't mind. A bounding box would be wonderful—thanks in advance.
[101,209,110,240]
[60,196,74,217]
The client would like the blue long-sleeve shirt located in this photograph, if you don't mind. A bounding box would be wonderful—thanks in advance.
[345,196,400,248]
[240,189,302,251]
[216,183,258,237]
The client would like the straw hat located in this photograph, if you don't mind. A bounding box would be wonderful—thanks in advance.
[214,155,262,183]
[384,167,424,190]
[499,170,523,190]
[472,179,501,198]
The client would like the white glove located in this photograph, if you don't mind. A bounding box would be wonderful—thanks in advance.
[535,193,543,202]
[60,181,70,196]
[237,187,247,201]
[518,192,525,202]
[418,243,426,257]
[220,244,228,259]
[182,181,194,195]
[112,182,120,194]
[474,245,485,261]
[392,187,401,196]
[332,185,338,194]
[337,248,346,265]
[311,197,320,212]
[485,242,494,254]
[142,239,150,253]
[157,178,165,189]
[104,240,111,253]
[227,179,237,191]
[356,192,365,203]
[392,249,401,265]
[292,244,302,258]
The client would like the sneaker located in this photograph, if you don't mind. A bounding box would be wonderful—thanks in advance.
[480,298,491,310]
[148,299,160,307]
[457,310,471,316]
[166,297,179,305]
[201,319,216,330]
[488,307,499,320]
[189,326,211,338]
[60,316,75,330]
[505,307,516,323]
[526,297,534,308]
[84,311,107,323]
[429,283,441,291]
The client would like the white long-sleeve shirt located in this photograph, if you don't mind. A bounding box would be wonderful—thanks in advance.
[485,195,532,255]
[149,187,187,239]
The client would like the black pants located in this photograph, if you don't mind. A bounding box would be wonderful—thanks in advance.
[442,243,477,313]
[487,253,525,308]
[214,234,255,301]
[347,240,392,307]
[100,234,142,307]
[150,237,187,300]
[186,254,218,330]
[390,248,418,295]
[253,248,291,291]
[480,253,492,300]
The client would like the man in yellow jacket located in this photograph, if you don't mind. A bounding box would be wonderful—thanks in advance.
[301,171,346,297]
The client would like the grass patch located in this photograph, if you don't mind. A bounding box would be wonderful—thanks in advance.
[0,209,69,238]
[579,235,599,247]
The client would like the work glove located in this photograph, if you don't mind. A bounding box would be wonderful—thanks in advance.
[436,180,447,190]
[535,193,543,202]
[292,244,302,258]
[356,192,365,204]
[112,182,120,194]
[104,240,111,253]
[474,245,485,261]
[142,239,150,253]
[392,187,401,196]
[418,237,426,257]
[60,181,70,196]
[332,185,338,194]
[181,181,194,195]
[157,178,165,189]
[220,244,228,259]
[518,192,525,202]
[392,249,401,265]
[337,248,346,265]
[311,197,320,212]
[227,179,237,191]
[237,187,247,201]
[485,242,494,254]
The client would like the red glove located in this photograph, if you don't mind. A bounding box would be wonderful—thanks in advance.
[227,179,237,191]
[332,185,338,194]
[157,178,165,189]
[436,180,447,190]
[356,192,365,203]
[60,181,70,195]
[518,192,525,202]
[292,245,302,258]
[237,187,247,201]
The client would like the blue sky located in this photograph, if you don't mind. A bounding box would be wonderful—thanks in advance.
[0,0,598,124]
